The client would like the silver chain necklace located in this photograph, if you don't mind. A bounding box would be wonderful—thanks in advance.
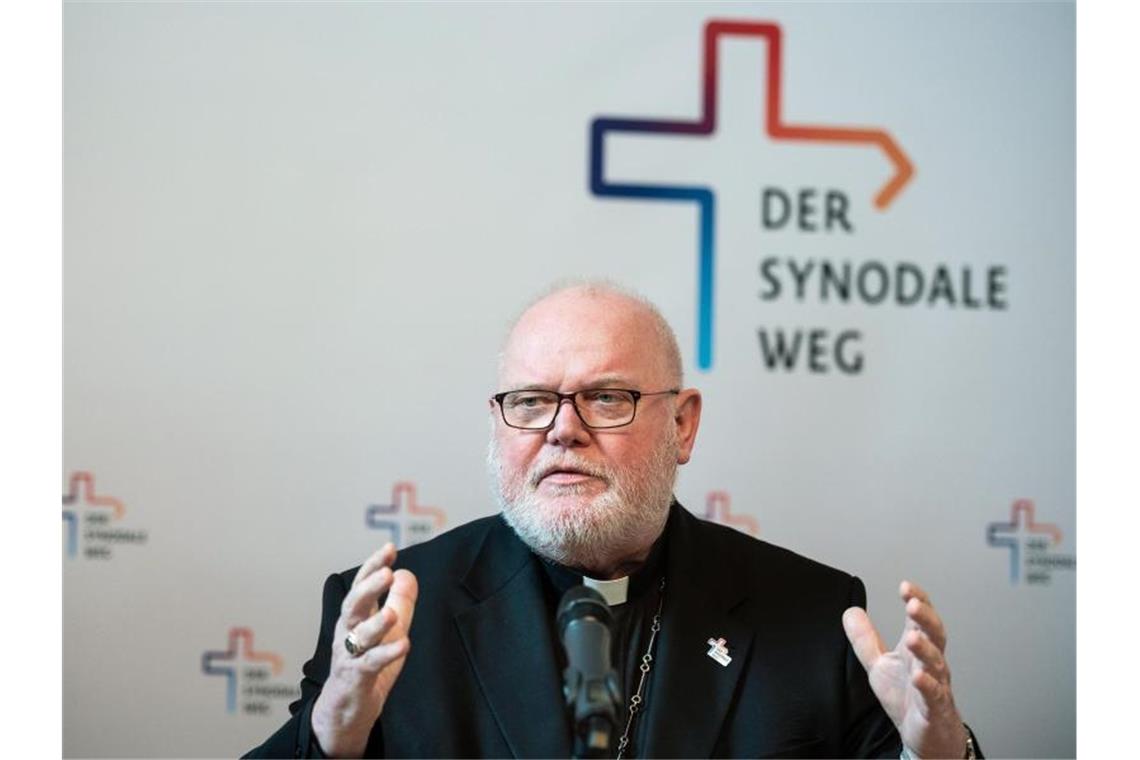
[615,577,666,760]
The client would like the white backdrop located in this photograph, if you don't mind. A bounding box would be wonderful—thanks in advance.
[64,2,1075,757]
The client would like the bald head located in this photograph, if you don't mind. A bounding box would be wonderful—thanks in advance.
[497,282,684,390]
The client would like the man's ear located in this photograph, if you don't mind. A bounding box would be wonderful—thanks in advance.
[673,388,702,465]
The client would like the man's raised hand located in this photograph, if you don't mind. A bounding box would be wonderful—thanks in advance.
[842,581,969,759]
[311,543,419,758]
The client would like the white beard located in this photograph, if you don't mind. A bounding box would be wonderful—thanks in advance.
[487,425,679,573]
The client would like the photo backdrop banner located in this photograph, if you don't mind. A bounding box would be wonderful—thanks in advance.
[64,3,1075,757]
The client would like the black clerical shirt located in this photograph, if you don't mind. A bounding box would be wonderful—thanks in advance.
[536,524,670,759]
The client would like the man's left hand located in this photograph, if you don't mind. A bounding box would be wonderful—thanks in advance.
[842,580,969,759]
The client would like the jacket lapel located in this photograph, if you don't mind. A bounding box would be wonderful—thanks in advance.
[454,518,572,758]
[642,504,755,758]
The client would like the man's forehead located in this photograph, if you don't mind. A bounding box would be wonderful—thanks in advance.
[499,292,665,385]
[500,330,651,384]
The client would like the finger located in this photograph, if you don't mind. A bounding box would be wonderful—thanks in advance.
[911,669,950,715]
[899,581,931,635]
[360,636,410,673]
[382,569,419,636]
[341,566,395,630]
[906,597,947,652]
[351,543,398,590]
[842,607,887,672]
[347,606,398,652]
[905,630,950,684]
[899,579,930,606]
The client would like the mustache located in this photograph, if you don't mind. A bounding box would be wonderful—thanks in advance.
[528,454,612,487]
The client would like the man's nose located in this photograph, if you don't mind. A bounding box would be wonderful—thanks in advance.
[546,397,591,447]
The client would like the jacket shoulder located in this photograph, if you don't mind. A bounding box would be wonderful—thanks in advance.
[334,513,503,588]
[685,510,860,600]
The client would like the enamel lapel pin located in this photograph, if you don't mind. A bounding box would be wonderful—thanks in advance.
[706,637,732,667]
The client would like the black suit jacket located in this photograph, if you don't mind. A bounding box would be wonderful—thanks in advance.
[247,502,902,758]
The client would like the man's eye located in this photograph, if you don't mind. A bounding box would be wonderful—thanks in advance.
[584,390,624,405]
[509,393,550,408]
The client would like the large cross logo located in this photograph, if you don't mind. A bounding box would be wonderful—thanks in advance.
[589,19,913,370]
[201,627,284,713]
[986,499,1063,584]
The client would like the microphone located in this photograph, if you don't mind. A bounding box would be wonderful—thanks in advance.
[557,585,622,759]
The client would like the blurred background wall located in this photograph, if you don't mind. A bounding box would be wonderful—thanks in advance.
[63,2,1075,757]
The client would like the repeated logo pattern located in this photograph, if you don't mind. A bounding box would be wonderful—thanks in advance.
[366,481,447,548]
[62,471,146,559]
[201,627,295,714]
[704,490,759,536]
[986,499,1075,585]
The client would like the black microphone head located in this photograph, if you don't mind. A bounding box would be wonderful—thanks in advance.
[557,584,621,757]
[557,584,613,640]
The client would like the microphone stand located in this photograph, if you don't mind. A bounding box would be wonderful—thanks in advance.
[558,586,623,759]
[563,665,622,759]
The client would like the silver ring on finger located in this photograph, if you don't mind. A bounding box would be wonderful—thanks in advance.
[344,630,369,658]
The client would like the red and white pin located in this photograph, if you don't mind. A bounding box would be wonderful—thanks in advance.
[706,637,731,666]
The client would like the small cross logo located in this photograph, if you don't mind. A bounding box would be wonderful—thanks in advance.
[706,636,732,667]
[986,499,1064,584]
[366,481,447,548]
[705,491,759,536]
[201,627,284,713]
[61,471,138,559]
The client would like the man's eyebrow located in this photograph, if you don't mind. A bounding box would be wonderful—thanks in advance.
[504,377,637,392]
[578,376,635,389]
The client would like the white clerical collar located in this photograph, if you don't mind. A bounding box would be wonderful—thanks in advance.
[583,575,629,606]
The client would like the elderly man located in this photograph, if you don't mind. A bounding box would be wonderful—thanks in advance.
[247,283,978,758]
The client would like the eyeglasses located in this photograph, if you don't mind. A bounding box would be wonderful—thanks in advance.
[491,388,680,430]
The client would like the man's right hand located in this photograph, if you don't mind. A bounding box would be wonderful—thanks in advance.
[311,543,419,758]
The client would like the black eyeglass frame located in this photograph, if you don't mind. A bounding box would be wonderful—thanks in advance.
[490,388,680,430]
